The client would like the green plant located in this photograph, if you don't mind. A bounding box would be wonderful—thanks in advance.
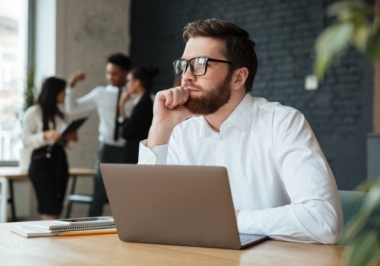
[23,68,36,112]
[314,0,380,78]
[339,179,380,266]
[313,1,380,265]
[313,0,380,132]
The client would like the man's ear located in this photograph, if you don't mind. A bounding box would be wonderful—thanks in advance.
[231,67,249,91]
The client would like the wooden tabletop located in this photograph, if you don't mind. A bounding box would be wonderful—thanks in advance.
[0,222,345,266]
[0,167,94,180]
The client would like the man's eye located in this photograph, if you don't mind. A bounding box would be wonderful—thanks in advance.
[196,58,207,67]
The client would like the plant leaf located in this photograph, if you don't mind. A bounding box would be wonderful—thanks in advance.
[346,231,379,266]
[315,22,354,57]
[351,19,370,51]
[340,185,380,244]
[314,22,354,79]
[23,68,36,112]
[356,178,380,192]
[314,55,330,80]
[366,25,380,59]
[327,0,372,17]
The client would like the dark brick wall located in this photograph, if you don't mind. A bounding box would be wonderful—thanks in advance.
[130,0,373,189]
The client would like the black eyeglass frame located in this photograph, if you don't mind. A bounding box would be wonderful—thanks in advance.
[173,57,232,77]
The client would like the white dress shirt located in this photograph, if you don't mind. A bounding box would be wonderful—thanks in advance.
[138,94,343,244]
[65,85,135,146]
[22,105,72,149]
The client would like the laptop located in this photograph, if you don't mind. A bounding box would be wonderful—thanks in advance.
[100,164,268,249]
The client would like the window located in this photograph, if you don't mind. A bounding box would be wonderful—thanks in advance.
[0,0,28,164]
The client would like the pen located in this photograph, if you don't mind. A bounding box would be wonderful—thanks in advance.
[58,228,117,236]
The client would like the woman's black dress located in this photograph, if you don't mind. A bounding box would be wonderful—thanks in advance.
[28,144,69,215]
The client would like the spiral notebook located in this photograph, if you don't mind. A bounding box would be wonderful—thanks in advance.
[10,225,117,238]
[13,217,115,233]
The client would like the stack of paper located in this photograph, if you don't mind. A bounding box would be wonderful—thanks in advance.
[10,217,117,238]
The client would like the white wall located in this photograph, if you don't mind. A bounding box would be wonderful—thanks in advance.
[13,0,131,220]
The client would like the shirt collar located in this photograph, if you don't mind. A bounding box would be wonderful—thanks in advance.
[222,93,253,131]
[198,93,254,139]
[133,94,142,105]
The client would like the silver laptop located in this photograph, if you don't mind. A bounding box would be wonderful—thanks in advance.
[100,164,268,249]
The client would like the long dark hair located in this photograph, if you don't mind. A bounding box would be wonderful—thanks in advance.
[130,65,160,91]
[36,76,66,131]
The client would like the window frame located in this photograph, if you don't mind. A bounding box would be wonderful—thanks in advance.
[0,0,34,167]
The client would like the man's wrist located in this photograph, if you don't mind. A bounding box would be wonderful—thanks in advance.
[146,122,174,149]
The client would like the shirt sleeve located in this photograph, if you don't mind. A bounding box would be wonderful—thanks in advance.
[22,107,49,149]
[65,87,98,116]
[238,109,343,244]
[138,140,169,165]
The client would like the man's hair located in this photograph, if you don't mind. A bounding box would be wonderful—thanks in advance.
[107,53,132,72]
[183,19,258,92]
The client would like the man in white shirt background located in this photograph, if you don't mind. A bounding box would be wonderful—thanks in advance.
[66,53,133,217]
[138,19,343,244]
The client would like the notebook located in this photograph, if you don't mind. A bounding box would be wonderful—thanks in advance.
[47,117,88,151]
[100,164,268,250]
[10,224,117,238]
[14,217,115,233]
[60,117,87,136]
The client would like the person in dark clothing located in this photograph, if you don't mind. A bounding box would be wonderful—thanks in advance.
[118,65,159,163]
[22,77,78,220]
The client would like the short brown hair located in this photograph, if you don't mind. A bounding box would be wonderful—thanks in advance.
[183,19,258,92]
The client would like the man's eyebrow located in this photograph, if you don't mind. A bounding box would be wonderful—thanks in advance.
[180,56,209,60]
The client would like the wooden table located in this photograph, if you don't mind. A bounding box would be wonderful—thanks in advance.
[0,167,94,223]
[0,222,345,266]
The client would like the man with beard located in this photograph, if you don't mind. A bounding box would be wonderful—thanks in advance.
[138,19,342,244]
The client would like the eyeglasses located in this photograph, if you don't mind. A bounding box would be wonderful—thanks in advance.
[173,57,232,77]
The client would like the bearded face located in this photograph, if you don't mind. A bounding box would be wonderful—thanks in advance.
[184,72,233,115]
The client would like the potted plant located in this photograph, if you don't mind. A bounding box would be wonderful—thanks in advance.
[22,68,36,112]
[313,1,380,265]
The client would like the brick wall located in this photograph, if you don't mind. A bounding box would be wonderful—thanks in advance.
[130,0,373,189]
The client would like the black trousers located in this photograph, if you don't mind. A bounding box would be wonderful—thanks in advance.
[28,145,69,215]
[88,143,124,217]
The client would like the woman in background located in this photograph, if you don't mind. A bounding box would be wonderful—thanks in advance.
[22,77,77,220]
[118,65,159,163]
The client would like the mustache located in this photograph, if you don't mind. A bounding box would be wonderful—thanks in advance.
[182,82,203,91]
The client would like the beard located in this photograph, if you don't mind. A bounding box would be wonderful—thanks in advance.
[184,73,232,115]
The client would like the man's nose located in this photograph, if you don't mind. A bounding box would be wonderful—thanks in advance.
[182,64,195,82]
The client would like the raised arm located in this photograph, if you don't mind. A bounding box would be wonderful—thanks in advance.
[65,71,97,116]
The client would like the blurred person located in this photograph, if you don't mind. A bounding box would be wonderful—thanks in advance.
[118,65,159,163]
[22,76,78,220]
[66,53,133,217]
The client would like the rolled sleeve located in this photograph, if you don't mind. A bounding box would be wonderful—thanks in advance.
[138,140,169,165]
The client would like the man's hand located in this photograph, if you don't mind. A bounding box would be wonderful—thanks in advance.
[146,86,193,149]
[68,71,86,88]
[43,130,61,142]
